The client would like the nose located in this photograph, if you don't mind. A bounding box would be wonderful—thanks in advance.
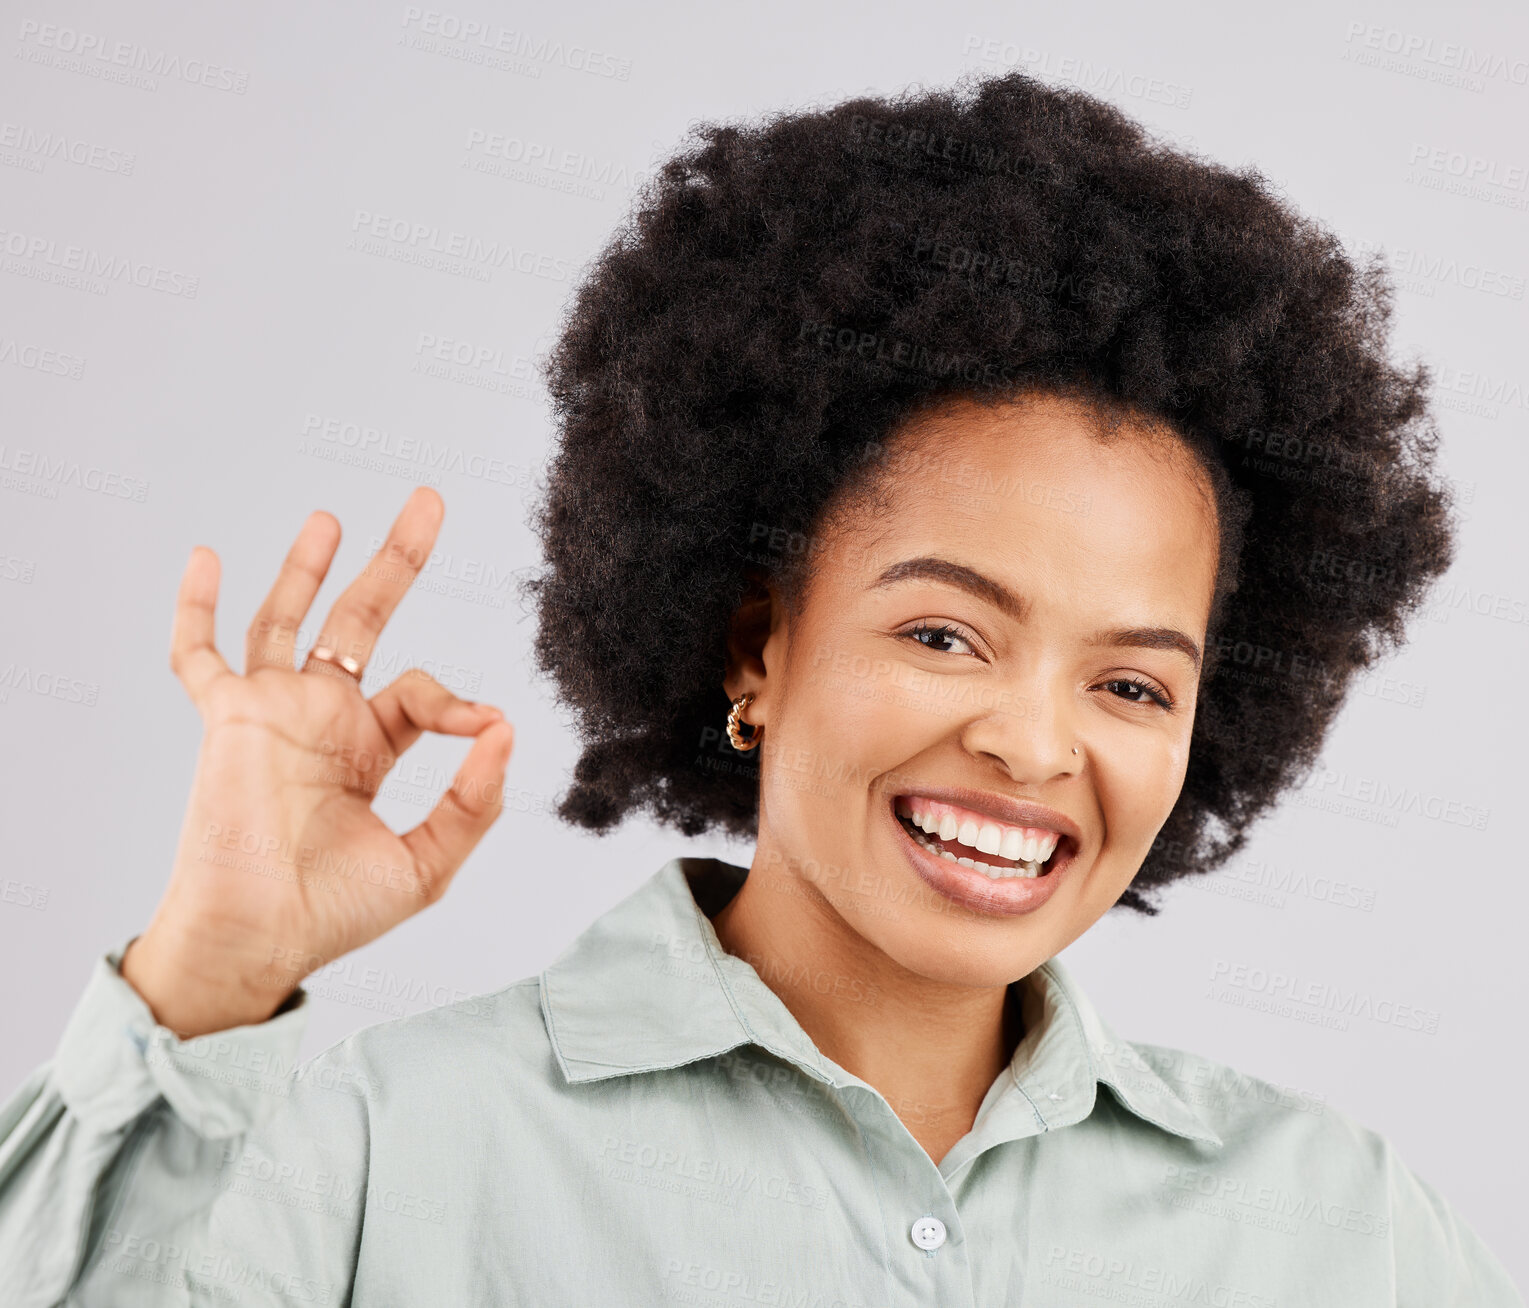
[958,683,1080,785]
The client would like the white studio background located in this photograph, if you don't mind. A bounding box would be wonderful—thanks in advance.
[2,0,1525,1286]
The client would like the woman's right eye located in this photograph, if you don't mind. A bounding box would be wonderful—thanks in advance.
[900,621,977,656]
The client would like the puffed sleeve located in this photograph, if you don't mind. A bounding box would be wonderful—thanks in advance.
[1385,1134,1524,1306]
[0,940,369,1307]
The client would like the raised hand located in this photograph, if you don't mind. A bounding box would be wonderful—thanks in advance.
[119,487,515,1037]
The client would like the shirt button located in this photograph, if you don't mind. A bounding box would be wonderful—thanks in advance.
[910,1216,946,1251]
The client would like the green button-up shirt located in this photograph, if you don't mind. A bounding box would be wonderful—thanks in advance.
[0,855,1520,1305]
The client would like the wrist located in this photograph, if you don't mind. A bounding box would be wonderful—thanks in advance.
[120,921,300,1038]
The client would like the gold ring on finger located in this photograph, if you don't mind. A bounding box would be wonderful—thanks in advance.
[305,645,365,682]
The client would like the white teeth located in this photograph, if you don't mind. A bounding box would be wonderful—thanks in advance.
[902,820,1046,879]
[894,797,1061,879]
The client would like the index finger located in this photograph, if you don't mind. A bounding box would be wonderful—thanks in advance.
[170,546,234,707]
[309,487,445,676]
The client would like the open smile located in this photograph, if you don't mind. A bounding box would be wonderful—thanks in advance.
[886,789,1080,917]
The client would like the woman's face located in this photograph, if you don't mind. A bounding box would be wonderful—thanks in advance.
[731,391,1221,988]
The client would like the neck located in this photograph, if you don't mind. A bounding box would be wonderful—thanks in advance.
[710,851,1024,1165]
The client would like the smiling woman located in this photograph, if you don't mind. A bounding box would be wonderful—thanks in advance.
[1,66,1522,1308]
[696,393,1236,1168]
[710,394,1222,973]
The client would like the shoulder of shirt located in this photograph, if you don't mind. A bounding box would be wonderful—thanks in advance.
[1113,1040,1400,1162]
[1119,1035,1388,1159]
[287,973,548,1086]
[1121,1036,1522,1285]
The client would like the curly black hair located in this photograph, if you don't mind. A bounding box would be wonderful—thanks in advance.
[521,67,1454,914]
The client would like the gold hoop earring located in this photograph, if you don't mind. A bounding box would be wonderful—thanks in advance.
[726,692,762,752]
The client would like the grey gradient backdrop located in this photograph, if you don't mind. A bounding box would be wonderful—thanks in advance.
[2,0,1525,1288]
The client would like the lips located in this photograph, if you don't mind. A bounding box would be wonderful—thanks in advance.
[882,784,1081,917]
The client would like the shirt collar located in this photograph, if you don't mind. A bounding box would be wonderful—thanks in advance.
[539,856,1222,1150]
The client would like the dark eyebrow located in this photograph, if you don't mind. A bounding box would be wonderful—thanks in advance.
[871,555,1202,672]
[1084,626,1202,673]
[874,556,1029,621]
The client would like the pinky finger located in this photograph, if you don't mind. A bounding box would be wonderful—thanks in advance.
[400,720,515,906]
[170,546,234,707]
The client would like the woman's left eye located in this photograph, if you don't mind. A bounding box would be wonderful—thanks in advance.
[1101,677,1174,710]
[901,622,976,656]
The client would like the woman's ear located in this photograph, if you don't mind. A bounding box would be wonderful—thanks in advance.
[722,571,780,704]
